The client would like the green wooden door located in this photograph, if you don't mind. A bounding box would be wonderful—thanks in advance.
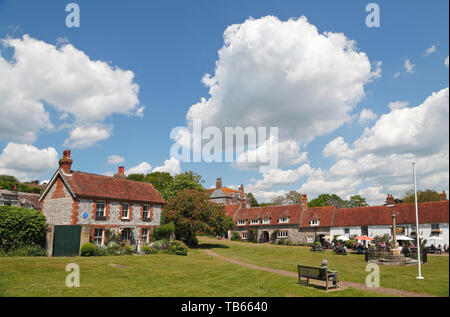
[53,225,81,256]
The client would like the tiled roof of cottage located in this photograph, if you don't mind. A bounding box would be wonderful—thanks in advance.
[18,192,41,209]
[223,204,242,218]
[326,200,449,227]
[299,206,336,228]
[234,204,304,225]
[60,171,165,204]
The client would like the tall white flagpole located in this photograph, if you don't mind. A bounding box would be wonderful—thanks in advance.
[413,161,424,279]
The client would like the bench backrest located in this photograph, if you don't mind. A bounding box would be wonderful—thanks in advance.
[298,265,326,279]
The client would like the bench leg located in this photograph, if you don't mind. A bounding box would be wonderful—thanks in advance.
[306,278,309,285]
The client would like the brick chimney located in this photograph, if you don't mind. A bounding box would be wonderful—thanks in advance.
[59,150,73,174]
[13,185,17,191]
[439,191,447,201]
[216,177,222,189]
[239,184,244,193]
[114,166,127,179]
[301,194,308,209]
[386,194,395,206]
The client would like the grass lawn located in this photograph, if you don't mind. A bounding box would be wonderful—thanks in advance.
[198,237,449,297]
[0,243,384,297]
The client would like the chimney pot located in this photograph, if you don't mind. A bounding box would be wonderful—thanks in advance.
[239,184,244,192]
[386,194,395,205]
[59,149,73,174]
[216,177,222,189]
[439,191,447,201]
[301,194,308,209]
[118,166,124,175]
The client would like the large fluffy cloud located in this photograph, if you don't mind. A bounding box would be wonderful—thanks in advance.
[0,35,142,146]
[152,158,181,176]
[0,143,58,181]
[186,15,380,146]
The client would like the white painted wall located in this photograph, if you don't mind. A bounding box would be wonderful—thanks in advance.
[330,223,449,247]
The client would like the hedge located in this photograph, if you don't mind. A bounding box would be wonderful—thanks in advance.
[0,206,47,251]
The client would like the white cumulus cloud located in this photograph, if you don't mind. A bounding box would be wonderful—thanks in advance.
[0,143,58,181]
[107,155,125,165]
[0,35,142,147]
[152,158,181,176]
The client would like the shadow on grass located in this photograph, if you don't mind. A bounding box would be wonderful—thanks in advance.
[194,243,230,250]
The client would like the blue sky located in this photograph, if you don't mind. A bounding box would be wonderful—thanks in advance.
[0,0,448,204]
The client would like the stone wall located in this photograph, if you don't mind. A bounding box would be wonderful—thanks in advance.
[42,177,74,225]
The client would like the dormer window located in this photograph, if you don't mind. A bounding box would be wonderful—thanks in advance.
[237,220,246,226]
[310,219,320,226]
[250,219,259,225]
[278,217,289,224]
[262,218,270,224]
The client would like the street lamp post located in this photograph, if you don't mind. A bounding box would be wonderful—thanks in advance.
[413,161,424,280]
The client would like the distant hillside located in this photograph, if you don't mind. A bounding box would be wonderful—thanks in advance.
[0,175,44,194]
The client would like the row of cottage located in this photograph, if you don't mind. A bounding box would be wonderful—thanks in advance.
[33,150,450,252]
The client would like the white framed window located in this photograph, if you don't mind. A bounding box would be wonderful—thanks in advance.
[122,203,129,219]
[96,202,105,218]
[310,219,320,226]
[262,218,270,224]
[278,217,289,224]
[242,232,248,240]
[141,228,149,243]
[237,220,246,226]
[250,219,259,225]
[94,228,104,245]
[344,228,350,234]
[143,205,150,220]
[277,231,288,238]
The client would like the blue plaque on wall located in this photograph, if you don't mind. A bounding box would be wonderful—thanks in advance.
[82,212,88,219]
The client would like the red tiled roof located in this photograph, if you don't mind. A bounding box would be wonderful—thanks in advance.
[223,204,241,218]
[394,201,449,225]
[332,201,449,227]
[300,206,336,228]
[235,204,303,225]
[61,171,165,204]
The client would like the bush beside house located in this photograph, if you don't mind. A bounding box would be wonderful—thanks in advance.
[0,206,47,256]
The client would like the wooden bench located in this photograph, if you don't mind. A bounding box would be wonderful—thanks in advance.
[297,265,339,290]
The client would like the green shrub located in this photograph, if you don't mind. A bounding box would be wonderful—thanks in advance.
[151,222,175,241]
[345,239,356,249]
[94,244,108,256]
[0,206,47,251]
[141,245,159,254]
[6,245,47,257]
[277,239,286,245]
[124,245,133,255]
[186,235,198,247]
[247,229,258,243]
[80,243,96,256]
[230,232,241,241]
[0,248,6,257]
[165,240,188,256]
[314,241,321,246]
[151,239,169,251]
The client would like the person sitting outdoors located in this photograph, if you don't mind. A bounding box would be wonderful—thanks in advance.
[320,259,337,280]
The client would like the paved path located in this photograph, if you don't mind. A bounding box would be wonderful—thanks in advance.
[204,249,438,297]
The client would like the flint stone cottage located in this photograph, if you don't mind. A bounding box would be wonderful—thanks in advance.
[40,150,165,255]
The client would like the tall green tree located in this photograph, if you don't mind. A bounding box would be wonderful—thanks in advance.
[162,189,234,246]
[402,189,441,203]
[246,192,259,207]
[144,172,174,192]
